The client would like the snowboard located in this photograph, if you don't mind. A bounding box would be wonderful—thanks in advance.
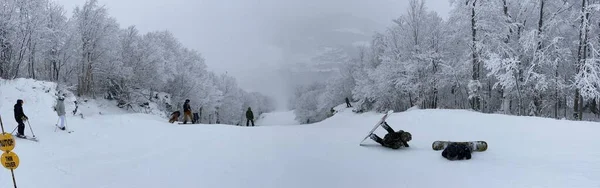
[432,141,488,152]
[359,110,394,146]
[177,122,198,125]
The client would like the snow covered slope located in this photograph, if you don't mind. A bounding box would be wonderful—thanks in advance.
[0,78,59,123]
[1,79,599,188]
[256,110,300,126]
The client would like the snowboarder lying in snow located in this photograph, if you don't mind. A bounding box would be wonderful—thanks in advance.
[369,122,412,149]
[442,143,472,160]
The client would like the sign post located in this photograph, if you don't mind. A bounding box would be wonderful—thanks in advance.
[0,115,18,188]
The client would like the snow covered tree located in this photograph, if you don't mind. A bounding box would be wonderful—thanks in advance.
[71,0,121,97]
[0,0,275,125]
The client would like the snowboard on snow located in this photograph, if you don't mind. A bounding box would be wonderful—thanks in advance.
[177,122,199,125]
[359,110,394,146]
[432,141,488,152]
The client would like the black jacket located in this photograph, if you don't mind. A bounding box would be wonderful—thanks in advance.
[382,131,410,149]
[246,109,254,120]
[442,143,472,160]
[183,102,191,112]
[14,103,27,122]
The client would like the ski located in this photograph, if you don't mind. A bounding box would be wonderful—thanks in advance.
[359,110,393,146]
[55,124,74,133]
[13,134,39,142]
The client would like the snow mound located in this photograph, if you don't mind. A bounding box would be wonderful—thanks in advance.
[116,88,172,118]
[332,102,354,114]
[0,78,59,122]
[0,78,129,125]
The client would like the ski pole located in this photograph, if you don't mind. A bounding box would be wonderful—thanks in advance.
[64,116,69,131]
[54,117,60,132]
[26,120,36,138]
[10,126,17,134]
[0,115,4,133]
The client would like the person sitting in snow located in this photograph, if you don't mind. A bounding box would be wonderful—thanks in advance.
[442,143,472,160]
[369,122,411,149]
[169,111,181,123]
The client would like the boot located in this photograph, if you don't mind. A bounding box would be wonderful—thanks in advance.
[369,133,383,144]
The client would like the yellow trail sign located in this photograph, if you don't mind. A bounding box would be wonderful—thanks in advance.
[0,133,15,152]
[2,151,19,170]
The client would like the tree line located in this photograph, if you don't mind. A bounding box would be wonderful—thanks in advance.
[293,0,600,123]
[0,0,275,125]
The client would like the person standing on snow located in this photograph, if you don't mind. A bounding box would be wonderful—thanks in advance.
[13,99,29,138]
[345,97,352,107]
[54,96,67,130]
[369,122,411,149]
[182,99,193,124]
[246,107,255,126]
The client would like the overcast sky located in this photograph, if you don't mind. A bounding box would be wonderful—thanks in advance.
[55,0,452,110]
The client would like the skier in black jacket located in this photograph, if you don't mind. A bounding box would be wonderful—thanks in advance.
[369,122,411,149]
[14,99,29,138]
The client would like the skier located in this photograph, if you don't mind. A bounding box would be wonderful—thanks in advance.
[246,107,255,126]
[168,111,181,123]
[54,96,67,130]
[182,99,192,124]
[13,99,29,138]
[345,97,352,107]
[442,143,472,160]
[369,122,411,149]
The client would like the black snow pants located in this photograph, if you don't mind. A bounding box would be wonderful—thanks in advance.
[16,120,25,135]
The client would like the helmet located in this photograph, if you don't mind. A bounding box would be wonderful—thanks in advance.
[401,131,412,142]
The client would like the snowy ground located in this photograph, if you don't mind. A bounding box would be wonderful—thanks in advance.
[1,79,600,188]
[256,110,300,126]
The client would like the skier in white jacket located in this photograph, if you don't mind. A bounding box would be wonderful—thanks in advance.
[54,96,66,130]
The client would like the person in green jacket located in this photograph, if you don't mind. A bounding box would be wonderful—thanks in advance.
[246,107,255,126]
